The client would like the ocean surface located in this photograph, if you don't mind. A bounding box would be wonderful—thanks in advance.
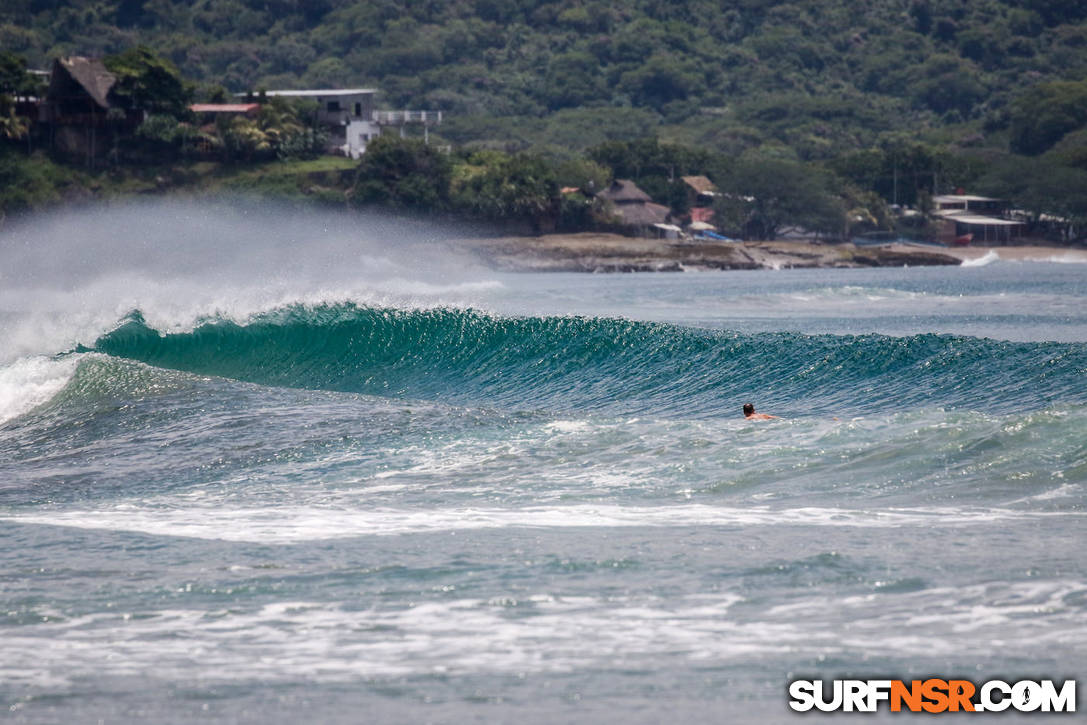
[1,203,1085,723]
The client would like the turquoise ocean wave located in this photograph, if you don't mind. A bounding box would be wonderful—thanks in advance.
[84,304,1087,417]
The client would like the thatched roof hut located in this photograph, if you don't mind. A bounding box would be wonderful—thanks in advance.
[598,179,652,204]
[596,179,672,230]
[681,175,717,195]
[48,57,116,110]
[616,201,671,226]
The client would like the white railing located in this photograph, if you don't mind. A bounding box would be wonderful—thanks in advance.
[373,110,443,125]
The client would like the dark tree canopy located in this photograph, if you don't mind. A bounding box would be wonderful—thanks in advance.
[1009,81,1087,156]
[103,46,190,116]
[2,0,1087,236]
[351,135,452,210]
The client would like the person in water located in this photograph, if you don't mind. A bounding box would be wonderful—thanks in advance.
[743,402,779,420]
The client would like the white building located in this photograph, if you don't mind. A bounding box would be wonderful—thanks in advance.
[258,89,378,158]
[932,194,1025,245]
[241,88,443,158]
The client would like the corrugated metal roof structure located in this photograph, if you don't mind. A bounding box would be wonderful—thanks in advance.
[933,194,1000,204]
[190,103,261,114]
[936,211,1023,226]
[257,89,377,97]
[935,207,1027,245]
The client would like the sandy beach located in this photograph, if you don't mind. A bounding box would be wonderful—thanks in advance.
[941,244,1087,264]
[458,233,1087,272]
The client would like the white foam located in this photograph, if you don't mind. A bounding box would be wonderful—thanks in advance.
[0,593,753,687]
[1039,253,1087,264]
[793,286,923,302]
[0,200,506,364]
[764,580,1087,656]
[1007,482,1083,504]
[962,251,1087,266]
[5,579,1085,690]
[960,250,1000,267]
[0,355,81,425]
[2,503,1078,543]
[0,273,507,367]
[544,420,591,433]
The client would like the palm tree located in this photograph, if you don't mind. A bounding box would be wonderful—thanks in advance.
[0,97,28,141]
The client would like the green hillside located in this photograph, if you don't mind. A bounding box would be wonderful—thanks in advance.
[2,0,1087,237]
[3,0,1087,155]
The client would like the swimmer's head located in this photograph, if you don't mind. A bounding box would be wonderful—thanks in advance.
[743,402,755,416]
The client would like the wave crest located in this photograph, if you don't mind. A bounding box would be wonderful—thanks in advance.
[84,304,1087,416]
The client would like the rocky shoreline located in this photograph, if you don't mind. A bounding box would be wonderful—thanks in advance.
[457,233,1010,273]
[457,233,1087,272]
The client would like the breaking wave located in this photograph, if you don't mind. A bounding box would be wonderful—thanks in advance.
[69,304,1087,418]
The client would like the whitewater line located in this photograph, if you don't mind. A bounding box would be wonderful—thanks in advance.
[1,503,1079,543]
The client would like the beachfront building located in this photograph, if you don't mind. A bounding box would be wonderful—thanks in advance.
[240,89,442,158]
[38,56,142,166]
[932,194,1005,215]
[251,89,378,158]
[681,175,719,235]
[681,175,718,208]
[933,194,1026,245]
[597,179,673,236]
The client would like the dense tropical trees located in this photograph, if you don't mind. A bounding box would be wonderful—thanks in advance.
[1009,81,1087,155]
[103,46,190,116]
[351,135,452,210]
[0,51,34,142]
[713,156,846,240]
[451,151,560,232]
[1,0,1086,237]
[4,0,1087,159]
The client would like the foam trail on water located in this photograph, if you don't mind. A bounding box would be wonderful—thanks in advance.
[3,504,1079,542]
[1041,253,1087,264]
